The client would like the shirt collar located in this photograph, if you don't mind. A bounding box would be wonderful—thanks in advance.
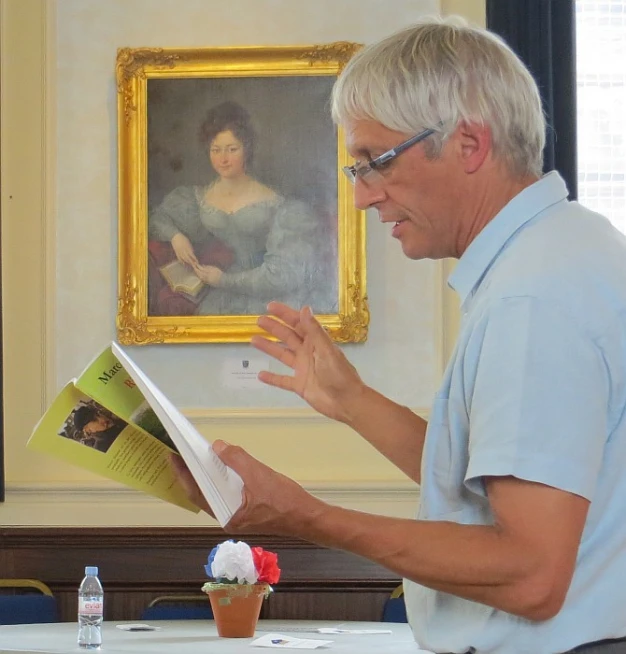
[448,171,569,306]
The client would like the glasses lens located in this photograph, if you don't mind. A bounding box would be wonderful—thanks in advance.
[343,162,382,186]
[343,166,357,185]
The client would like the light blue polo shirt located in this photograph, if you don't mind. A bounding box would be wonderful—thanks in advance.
[404,172,626,654]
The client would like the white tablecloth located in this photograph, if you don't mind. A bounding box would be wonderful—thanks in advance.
[0,620,424,653]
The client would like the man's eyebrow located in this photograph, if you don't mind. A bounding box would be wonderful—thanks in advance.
[351,146,381,162]
[353,141,392,159]
[347,145,368,160]
[352,144,371,155]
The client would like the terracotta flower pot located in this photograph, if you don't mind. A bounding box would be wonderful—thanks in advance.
[206,583,269,638]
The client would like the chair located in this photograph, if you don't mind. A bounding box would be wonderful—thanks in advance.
[140,594,214,621]
[0,579,59,625]
[382,584,408,623]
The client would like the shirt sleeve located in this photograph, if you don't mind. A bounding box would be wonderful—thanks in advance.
[464,295,609,501]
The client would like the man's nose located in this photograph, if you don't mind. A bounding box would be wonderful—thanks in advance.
[353,178,386,211]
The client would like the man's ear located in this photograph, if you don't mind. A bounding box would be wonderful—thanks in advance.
[455,120,492,174]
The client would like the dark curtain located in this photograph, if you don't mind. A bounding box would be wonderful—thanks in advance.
[486,0,577,199]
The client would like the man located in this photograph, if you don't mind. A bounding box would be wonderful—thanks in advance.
[171,17,626,654]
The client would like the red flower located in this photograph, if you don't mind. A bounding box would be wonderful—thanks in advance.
[251,547,281,584]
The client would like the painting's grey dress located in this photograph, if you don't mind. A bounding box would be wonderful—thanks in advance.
[149,185,334,315]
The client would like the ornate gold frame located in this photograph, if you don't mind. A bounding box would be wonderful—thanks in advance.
[116,44,368,344]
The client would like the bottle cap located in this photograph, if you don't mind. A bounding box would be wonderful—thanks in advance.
[85,566,99,576]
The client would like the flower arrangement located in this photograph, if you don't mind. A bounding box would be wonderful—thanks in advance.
[202,540,281,600]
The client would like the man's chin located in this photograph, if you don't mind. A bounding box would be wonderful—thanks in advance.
[398,239,426,260]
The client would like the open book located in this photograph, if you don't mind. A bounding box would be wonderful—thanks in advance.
[159,260,204,298]
[27,343,243,526]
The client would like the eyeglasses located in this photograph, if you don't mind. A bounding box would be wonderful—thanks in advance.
[343,126,437,185]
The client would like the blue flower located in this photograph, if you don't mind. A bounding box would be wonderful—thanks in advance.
[204,540,235,578]
[204,545,220,576]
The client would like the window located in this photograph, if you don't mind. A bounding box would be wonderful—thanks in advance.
[576,0,626,232]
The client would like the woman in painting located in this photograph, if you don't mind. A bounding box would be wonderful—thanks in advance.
[148,101,325,316]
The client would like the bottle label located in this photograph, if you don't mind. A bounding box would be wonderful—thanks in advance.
[78,598,103,615]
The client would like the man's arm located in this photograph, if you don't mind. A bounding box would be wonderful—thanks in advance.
[290,474,588,621]
[170,445,588,621]
[338,384,427,483]
[252,302,427,482]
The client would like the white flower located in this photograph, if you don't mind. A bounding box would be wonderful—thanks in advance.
[211,541,258,584]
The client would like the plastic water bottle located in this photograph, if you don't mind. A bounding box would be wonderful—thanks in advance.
[77,566,103,649]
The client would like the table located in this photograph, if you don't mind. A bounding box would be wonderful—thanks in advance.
[0,620,424,653]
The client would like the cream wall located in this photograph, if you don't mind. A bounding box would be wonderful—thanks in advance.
[0,0,484,526]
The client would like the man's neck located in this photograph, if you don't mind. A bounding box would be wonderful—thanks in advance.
[455,172,540,257]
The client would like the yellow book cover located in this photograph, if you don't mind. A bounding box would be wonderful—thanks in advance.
[27,343,244,525]
[74,346,177,453]
[27,382,197,512]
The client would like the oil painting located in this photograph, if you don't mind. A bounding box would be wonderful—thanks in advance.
[116,44,368,343]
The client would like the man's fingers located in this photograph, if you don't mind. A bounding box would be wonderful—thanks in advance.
[259,306,328,346]
[266,301,301,329]
[170,455,200,498]
[299,306,333,344]
[256,316,303,349]
[168,454,213,515]
[212,440,266,472]
[169,452,190,477]
[262,303,331,345]
[212,439,230,456]
[251,335,296,369]
[257,370,298,392]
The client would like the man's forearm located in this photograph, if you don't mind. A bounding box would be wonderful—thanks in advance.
[342,385,427,483]
[290,499,561,621]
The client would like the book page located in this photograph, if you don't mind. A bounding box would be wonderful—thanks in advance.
[159,260,203,296]
[27,383,199,512]
[75,346,176,453]
[112,343,243,526]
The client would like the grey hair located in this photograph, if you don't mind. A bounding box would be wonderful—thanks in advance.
[331,16,546,178]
